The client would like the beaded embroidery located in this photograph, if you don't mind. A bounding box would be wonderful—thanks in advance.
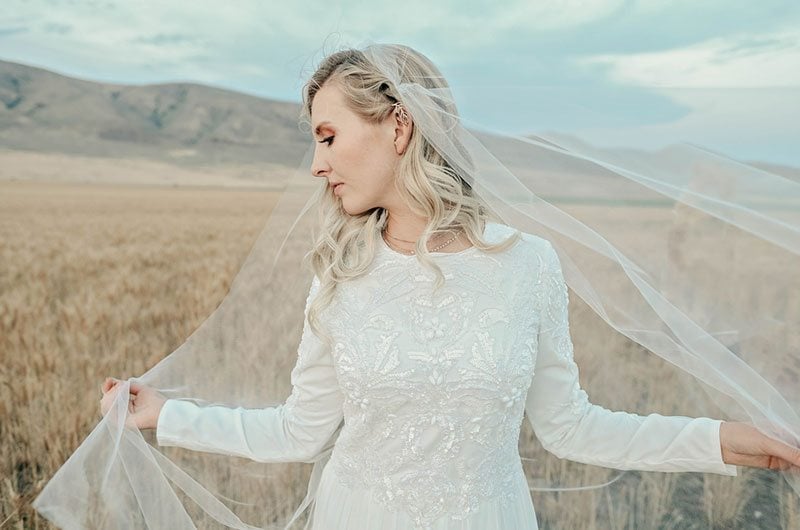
[311,223,573,528]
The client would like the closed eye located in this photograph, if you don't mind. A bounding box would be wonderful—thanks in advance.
[318,136,334,146]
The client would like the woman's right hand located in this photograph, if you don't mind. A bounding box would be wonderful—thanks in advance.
[100,377,168,430]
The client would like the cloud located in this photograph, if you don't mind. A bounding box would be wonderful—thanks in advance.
[43,23,71,35]
[577,28,800,87]
[569,86,800,166]
[1,0,798,164]
[0,26,28,37]
[0,0,627,69]
[563,27,800,164]
[4,1,799,92]
[132,33,199,46]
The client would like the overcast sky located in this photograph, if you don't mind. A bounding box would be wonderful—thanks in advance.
[1,0,799,165]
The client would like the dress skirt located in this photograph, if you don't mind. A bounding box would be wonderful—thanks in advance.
[310,460,540,530]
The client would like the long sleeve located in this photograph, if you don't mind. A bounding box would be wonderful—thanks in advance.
[524,241,738,476]
[156,275,344,463]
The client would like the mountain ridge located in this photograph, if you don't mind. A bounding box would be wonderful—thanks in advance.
[0,58,309,168]
[1,59,797,187]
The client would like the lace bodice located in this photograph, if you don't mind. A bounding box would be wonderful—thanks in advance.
[157,222,737,529]
[321,223,543,526]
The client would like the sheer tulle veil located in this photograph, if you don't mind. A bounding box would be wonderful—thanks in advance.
[32,39,799,529]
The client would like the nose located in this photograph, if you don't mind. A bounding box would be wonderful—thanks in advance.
[311,147,330,178]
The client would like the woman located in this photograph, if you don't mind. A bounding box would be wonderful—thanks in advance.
[95,44,800,530]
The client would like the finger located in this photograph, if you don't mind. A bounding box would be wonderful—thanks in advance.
[102,385,118,400]
[103,377,120,393]
[764,436,800,468]
[99,393,115,416]
[769,456,793,472]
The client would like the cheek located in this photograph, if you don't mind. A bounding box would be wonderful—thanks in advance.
[356,140,395,182]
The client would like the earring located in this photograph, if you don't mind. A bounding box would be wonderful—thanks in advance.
[392,102,410,126]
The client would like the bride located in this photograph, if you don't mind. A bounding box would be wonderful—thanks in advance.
[39,42,800,530]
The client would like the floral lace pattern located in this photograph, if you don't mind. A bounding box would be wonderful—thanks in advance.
[153,224,736,530]
[531,241,592,451]
[320,223,551,528]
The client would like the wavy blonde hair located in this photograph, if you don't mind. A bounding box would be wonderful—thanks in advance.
[299,43,521,346]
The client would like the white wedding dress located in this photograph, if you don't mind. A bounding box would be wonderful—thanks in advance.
[156,221,738,530]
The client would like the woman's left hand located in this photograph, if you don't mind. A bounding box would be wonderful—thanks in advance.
[720,421,800,471]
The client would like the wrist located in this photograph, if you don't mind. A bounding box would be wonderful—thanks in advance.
[719,420,727,463]
[154,398,170,431]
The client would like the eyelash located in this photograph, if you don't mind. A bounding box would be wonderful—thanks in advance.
[318,136,334,146]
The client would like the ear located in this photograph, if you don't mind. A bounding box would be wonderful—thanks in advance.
[392,108,413,156]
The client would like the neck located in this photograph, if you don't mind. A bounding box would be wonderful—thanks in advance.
[381,209,482,253]
[383,210,430,243]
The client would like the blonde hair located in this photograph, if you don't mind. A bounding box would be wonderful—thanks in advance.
[299,43,521,346]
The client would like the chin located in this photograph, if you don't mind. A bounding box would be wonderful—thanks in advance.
[340,202,358,216]
[341,200,372,217]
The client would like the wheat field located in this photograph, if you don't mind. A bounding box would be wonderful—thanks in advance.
[1,180,798,529]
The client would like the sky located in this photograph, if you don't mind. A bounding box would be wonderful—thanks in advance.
[1,0,799,166]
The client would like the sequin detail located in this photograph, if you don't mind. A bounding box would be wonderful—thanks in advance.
[321,224,551,528]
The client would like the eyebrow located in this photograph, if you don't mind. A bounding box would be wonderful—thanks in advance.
[313,121,334,137]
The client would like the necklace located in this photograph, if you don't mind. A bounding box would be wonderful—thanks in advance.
[381,227,460,255]
[383,232,417,244]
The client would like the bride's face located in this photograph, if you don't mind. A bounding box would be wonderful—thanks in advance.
[310,82,404,216]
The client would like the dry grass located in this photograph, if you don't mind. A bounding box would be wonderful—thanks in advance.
[1,180,797,529]
[0,180,275,528]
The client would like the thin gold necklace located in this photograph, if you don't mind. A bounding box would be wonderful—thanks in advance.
[381,227,460,255]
